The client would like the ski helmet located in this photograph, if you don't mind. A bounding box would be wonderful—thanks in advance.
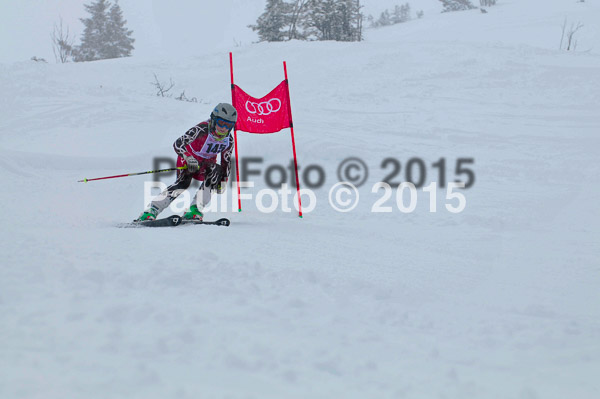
[209,103,237,139]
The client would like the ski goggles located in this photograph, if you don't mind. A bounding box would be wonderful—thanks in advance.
[215,117,235,130]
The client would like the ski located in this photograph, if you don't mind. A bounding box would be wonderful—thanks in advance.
[129,215,183,227]
[181,218,231,227]
[120,216,230,228]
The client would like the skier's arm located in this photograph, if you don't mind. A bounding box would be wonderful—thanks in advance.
[173,123,206,157]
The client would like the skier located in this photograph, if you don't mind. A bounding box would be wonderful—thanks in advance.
[137,103,237,222]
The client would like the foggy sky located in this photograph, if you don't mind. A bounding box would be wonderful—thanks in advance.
[0,0,440,63]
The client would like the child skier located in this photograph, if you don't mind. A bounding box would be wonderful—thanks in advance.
[137,103,237,222]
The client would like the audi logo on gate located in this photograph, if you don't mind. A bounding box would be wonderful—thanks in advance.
[245,99,281,116]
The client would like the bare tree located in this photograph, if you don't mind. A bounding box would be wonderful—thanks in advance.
[287,0,310,40]
[51,17,74,63]
[560,18,567,50]
[560,18,584,51]
[566,21,584,51]
[152,74,175,97]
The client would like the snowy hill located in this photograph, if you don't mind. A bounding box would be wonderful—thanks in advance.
[1,1,600,398]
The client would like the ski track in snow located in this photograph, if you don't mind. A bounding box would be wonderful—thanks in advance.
[1,1,600,398]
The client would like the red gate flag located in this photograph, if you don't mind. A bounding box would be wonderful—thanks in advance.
[232,81,292,134]
[229,52,302,217]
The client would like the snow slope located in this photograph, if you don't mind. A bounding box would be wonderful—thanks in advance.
[1,1,600,398]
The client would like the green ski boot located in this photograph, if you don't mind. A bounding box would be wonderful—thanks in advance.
[137,207,158,221]
[183,205,203,221]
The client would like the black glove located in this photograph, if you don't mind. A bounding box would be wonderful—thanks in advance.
[205,163,225,189]
[183,154,200,173]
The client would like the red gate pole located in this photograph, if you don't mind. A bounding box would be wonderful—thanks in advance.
[229,52,242,212]
[283,61,303,218]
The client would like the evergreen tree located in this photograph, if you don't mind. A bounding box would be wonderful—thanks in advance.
[439,0,476,12]
[371,3,411,27]
[336,0,362,41]
[306,0,361,41]
[391,4,411,24]
[73,0,134,62]
[367,14,374,27]
[250,0,288,42]
[392,5,402,24]
[251,0,362,42]
[306,0,334,40]
[400,3,411,22]
[105,1,135,59]
[375,10,392,27]
[73,0,110,61]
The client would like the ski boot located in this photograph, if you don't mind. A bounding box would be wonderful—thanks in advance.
[183,205,203,221]
[137,207,158,221]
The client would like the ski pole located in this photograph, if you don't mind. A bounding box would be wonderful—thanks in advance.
[78,166,187,183]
